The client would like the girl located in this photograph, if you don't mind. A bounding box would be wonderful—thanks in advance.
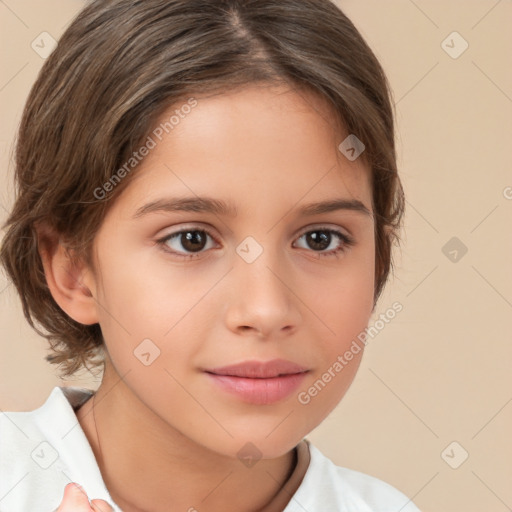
[0,0,420,510]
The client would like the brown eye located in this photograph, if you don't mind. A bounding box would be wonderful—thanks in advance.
[160,229,216,257]
[305,230,331,251]
[180,231,208,252]
[294,228,355,257]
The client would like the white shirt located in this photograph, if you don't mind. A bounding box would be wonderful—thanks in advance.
[0,386,421,511]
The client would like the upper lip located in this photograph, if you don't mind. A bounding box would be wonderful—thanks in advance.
[205,358,309,378]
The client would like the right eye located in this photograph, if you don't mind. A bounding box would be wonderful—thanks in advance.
[157,228,218,259]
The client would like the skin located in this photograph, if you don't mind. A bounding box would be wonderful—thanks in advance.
[56,483,113,511]
[43,83,376,511]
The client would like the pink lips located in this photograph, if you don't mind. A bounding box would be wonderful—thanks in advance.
[204,359,309,405]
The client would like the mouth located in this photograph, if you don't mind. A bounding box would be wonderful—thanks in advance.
[204,358,309,378]
[204,359,309,405]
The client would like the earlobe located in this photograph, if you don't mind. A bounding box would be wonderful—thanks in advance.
[36,224,99,326]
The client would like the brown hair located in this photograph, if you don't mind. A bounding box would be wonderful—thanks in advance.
[0,0,404,378]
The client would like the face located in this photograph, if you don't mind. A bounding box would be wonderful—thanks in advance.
[85,83,375,459]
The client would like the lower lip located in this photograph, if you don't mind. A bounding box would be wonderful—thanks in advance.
[206,372,308,405]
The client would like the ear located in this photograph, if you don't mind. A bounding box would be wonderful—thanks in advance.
[36,223,99,325]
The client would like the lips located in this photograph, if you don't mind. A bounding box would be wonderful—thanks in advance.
[204,358,309,378]
[204,359,310,405]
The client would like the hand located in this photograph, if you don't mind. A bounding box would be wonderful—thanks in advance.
[55,482,114,511]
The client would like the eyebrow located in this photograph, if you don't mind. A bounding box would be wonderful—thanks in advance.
[132,196,372,219]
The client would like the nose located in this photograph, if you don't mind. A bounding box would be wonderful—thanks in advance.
[223,246,302,339]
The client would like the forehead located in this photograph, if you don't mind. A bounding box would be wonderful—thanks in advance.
[113,83,372,216]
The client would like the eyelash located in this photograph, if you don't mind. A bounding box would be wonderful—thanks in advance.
[156,226,355,260]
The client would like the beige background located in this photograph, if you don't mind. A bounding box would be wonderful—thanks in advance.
[1,1,511,511]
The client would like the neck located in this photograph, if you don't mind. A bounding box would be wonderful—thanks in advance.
[77,364,302,512]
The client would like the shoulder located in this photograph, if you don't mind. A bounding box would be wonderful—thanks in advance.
[0,387,96,511]
[287,440,421,512]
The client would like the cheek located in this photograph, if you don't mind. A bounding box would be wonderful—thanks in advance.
[93,251,213,378]
[94,245,194,333]
[311,246,375,342]
[298,247,374,410]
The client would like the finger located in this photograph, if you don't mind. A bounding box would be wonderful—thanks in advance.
[91,499,114,512]
[55,482,93,511]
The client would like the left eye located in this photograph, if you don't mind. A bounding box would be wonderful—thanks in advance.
[293,229,353,255]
